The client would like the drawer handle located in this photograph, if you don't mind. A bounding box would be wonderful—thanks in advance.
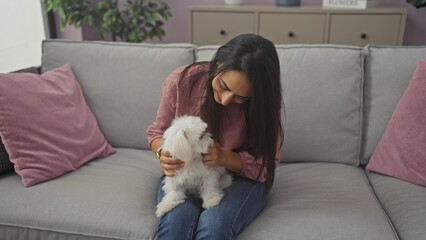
[361,33,367,39]
[220,30,226,36]
[288,32,294,38]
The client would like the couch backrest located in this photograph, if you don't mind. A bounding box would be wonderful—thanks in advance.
[361,45,426,165]
[198,45,364,165]
[42,40,425,166]
[42,40,195,150]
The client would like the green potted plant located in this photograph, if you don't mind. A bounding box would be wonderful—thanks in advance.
[43,0,172,42]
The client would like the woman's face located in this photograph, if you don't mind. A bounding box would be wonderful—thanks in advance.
[212,70,252,106]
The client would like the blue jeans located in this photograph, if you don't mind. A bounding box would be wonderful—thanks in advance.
[156,175,267,240]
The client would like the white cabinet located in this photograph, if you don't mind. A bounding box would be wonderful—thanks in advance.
[259,13,326,44]
[188,5,407,46]
[328,14,404,46]
[192,11,255,46]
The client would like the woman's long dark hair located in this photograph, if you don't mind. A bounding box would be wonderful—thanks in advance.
[181,34,283,192]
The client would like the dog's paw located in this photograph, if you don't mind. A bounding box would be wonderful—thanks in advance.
[156,209,166,218]
[156,201,174,217]
[220,174,233,188]
[202,195,223,209]
[156,203,167,217]
[156,196,185,217]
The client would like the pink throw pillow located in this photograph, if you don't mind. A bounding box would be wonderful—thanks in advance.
[366,61,426,186]
[0,65,116,187]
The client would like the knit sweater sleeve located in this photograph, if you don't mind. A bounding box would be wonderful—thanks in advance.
[237,138,281,182]
[146,68,181,146]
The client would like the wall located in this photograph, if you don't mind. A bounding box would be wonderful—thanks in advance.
[0,1,46,72]
[378,0,426,45]
[55,0,426,45]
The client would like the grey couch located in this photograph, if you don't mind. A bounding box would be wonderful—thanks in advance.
[0,40,425,240]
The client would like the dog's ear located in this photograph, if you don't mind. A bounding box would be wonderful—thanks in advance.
[171,129,192,162]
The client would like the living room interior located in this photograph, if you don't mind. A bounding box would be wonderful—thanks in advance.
[0,1,425,240]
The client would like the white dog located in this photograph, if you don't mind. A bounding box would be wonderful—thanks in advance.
[156,115,233,217]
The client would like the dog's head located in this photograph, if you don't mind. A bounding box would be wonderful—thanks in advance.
[162,116,213,162]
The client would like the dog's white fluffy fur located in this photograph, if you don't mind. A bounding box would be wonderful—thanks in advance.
[156,115,233,217]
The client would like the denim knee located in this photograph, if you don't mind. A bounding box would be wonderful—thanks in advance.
[196,211,235,240]
[157,195,203,240]
[157,175,203,240]
[194,178,267,240]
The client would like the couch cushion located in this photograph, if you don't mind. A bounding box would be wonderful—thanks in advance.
[0,148,161,240]
[277,45,364,165]
[196,46,218,62]
[238,163,398,240]
[42,40,196,150]
[198,45,364,165]
[361,45,426,165]
[366,171,426,240]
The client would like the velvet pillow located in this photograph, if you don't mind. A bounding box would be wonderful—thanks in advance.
[0,64,116,187]
[366,61,426,187]
[0,67,41,174]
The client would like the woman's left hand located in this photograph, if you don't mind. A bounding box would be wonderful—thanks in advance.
[203,144,243,173]
[202,144,225,167]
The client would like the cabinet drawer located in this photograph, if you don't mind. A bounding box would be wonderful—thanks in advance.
[191,11,255,46]
[329,14,402,46]
[259,13,326,44]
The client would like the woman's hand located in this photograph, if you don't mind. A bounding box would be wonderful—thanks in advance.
[202,144,225,167]
[159,150,185,177]
[203,144,243,174]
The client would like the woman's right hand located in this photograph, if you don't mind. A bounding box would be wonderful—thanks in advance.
[159,150,185,177]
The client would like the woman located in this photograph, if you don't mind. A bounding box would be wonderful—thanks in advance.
[147,33,283,240]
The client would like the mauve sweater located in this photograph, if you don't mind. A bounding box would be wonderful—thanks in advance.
[146,63,280,182]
